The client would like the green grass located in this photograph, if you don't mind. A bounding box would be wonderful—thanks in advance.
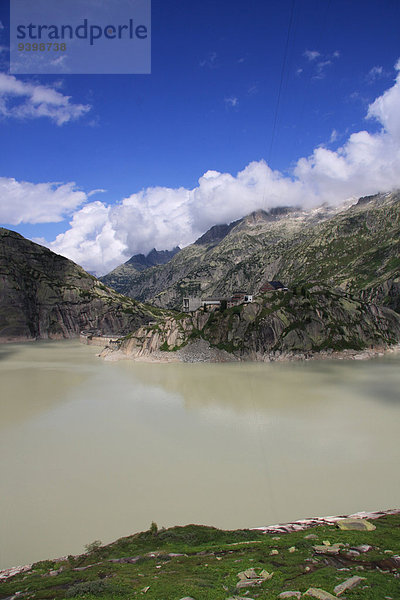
[1,514,399,600]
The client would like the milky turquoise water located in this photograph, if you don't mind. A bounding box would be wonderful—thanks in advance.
[1,340,399,569]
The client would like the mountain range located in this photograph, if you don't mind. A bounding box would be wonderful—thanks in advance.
[100,247,180,295]
[1,190,399,356]
[100,191,400,315]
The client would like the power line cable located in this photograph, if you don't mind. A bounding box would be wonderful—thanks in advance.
[267,0,297,165]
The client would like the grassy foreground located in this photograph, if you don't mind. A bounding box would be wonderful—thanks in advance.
[1,514,399,600]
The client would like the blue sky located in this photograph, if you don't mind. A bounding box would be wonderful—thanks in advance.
[1,0,400,274]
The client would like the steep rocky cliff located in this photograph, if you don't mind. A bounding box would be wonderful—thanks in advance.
[103,191,400,313]
[0,228,165,342]
[109,285,400,361]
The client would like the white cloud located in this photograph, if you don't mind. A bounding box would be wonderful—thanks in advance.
[302,50,339,80]
[304,50,320,61]
[46,201,127,274]
[87,188,107,197]
[329,129,338,143]
[0,73,91,125]
[367,65,383,81]
[367,66,400,140]
[224,96,238,108]
[37,58,400,275]
[0,178,87,224]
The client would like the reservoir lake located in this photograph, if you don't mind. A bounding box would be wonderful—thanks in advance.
[1,340,399,570]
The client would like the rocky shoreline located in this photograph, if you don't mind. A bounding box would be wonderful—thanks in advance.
[100,337,400,364]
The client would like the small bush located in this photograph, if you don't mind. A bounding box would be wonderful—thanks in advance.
[84,539,102,553]
[149,521,158,536]
[65,579,108,597]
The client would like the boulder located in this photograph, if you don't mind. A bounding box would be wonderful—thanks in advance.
[313,543,343,555]
[334,576,365,596]
[336,518,376,531]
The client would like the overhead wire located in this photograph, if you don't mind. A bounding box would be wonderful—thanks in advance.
[267,0,297,166]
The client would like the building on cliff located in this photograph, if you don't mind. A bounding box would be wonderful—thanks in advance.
[183,292,253,312]
[259,281,288,293]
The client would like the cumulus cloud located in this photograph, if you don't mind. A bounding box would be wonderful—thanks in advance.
[38,58,400,275]
[0,73,91,125]
[45,201,127,273]
[0,178,87,224]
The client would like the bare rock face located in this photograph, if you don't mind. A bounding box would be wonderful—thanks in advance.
[0,228,160,341]
[111,284,400,361]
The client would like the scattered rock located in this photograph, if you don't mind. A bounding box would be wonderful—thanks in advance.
[236,568,273,589]
[304,534,318,540]
[336,518,376,531]
[345,550,360,558]
[109,556,141,564]
[353,544,372,553]
[179,597,196,600]
[278,592,301,599]
[260,569,273,579]
[304,589,338,600]
[48,568,63,576]
[236,580,257,590]
[334,576,365,596]
[313,544,343,555]
[243,568,258,579]
[322,540,331,546]
[0,565,32,581]
[141,587,150,593]
[270,549,279,555]
[288,546,297,553]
